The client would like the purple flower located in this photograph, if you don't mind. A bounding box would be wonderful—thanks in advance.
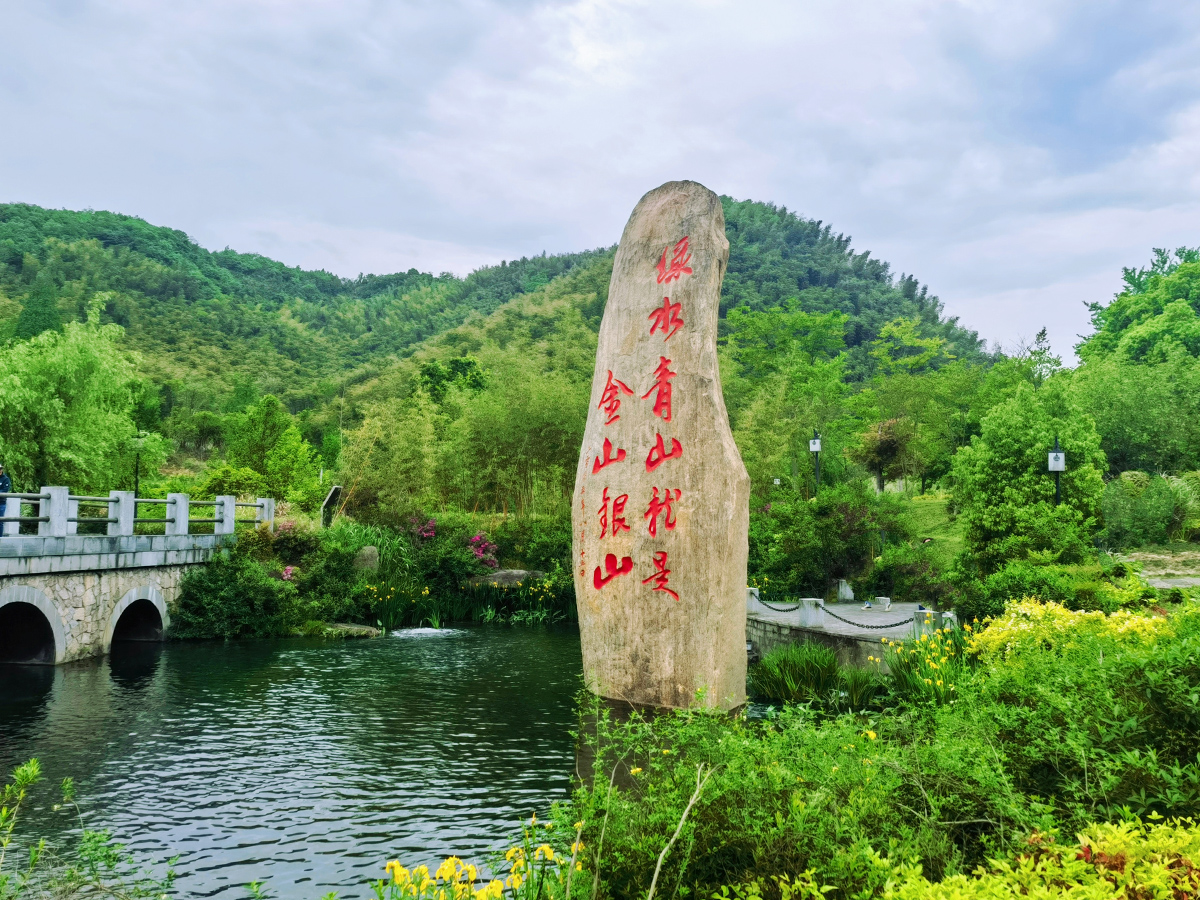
[282,566,296,581]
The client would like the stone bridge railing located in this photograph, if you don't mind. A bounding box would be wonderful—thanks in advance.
[0,490,276,663]
[0,489,275,576]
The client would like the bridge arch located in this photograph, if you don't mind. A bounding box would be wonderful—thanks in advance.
[0,585,66,665]
[105,586,170,652]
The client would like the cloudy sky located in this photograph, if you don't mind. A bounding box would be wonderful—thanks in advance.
[4,0,1199,358]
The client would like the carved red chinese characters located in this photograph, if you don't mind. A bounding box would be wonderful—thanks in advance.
[598,370,633,425]
[598,487,630,538]
[645,433,683,472]
[572,180,749,712]
[644,487,680,538]
[655,236,693,285]
[592,437,626,473]
[641,551,679,601]
[594,552,633,589]
[642,357,676,422]
[647,296,684,341]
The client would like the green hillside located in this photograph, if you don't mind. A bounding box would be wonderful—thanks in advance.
[0,199,984,416]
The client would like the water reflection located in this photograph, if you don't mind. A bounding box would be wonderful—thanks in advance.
[108,641,164,689]
[0,626,582,900]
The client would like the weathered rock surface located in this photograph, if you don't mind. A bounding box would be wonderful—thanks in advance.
[571,180,749,711]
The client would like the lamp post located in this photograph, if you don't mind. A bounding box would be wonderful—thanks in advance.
[809,430,822,495]
[132,430,148,498]
[1048,436,1065,506]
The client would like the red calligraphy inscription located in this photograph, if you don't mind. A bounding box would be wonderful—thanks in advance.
[642,356,676,422]
[598,370,633,425]
[642,550,679,601]
[644,487,681,538]
[598,487,630,538]
[645,432,683,472]
[594,552,634,590]
[655,237,693,285]
[592,437,627,474]
[648,297,684,341]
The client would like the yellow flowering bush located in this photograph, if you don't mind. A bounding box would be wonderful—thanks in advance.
[879,614,971,705]
[375,818,583,900]
[885,817,1200,899]
[969,598,1170,660]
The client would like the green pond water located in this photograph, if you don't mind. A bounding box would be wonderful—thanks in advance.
[0,626,583,898]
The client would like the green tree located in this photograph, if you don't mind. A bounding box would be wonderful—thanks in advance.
[951,382,1106,574]
[0,303,162,491]
[340,393,441,522]
[1068,353,1200,474]
[869,316,953,375]
[226,396,294,475]
[13,271,62,340]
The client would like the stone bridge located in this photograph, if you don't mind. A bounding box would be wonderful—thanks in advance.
[0,488,275,665]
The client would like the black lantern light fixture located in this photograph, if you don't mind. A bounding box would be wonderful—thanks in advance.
[810,429,822,494]
[1048,435,1065,506]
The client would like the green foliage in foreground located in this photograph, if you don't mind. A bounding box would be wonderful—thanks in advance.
[0,759,175,900]
[546,602,1200,899]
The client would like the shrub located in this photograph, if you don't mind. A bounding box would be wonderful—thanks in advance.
[951,382,1105,574]
[886,819,1200,900]
[749,485,912,596]
[562,698,1045,899]
[171,552,295,638]
[969,601,1200,821]
[749,641,840,704]
[492,515,572,572]
[857,544,957,608]
[1099,471,1190,548]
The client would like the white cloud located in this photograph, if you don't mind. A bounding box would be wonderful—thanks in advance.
[2,0,1199,359]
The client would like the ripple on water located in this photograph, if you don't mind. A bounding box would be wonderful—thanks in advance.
[0,626,582,899]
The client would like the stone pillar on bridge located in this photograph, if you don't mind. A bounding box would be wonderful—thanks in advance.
[215,496,236,535]
[38,487,69,537]
[2,498,18,537]
[256,498,275,532]
[165,493,189,536]
[66,497,79,535]
[108,491,135,537]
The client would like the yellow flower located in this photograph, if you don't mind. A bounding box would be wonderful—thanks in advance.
[573,821,583,830]
[571,840,584,853]
[535,844,554,861]
[662,749,671,755]
[831,765,839,772]
[385,861,409,884]
[630,767,643,775]
[576,862,583,872]
[864,730,877,740]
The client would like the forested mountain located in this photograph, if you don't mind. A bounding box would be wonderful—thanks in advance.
[0,198,985,443]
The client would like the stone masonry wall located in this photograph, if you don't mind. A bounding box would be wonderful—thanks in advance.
[0,565,190,662]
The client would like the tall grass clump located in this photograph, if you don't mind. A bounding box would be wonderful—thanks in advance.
[749,641,840,704]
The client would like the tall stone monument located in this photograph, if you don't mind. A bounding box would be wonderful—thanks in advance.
[572,180,750,711]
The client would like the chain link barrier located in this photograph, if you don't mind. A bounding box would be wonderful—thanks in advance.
[754,594,917,631]
[820,607,916,630]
